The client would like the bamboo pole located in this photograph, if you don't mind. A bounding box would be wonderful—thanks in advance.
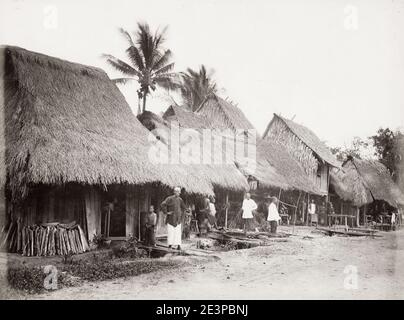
[225,192,229,229]
[292,191,302,234]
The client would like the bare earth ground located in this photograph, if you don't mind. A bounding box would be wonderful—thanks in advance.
[2,226,404,299]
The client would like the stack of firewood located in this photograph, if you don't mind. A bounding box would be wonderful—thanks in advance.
[1,220,89,256]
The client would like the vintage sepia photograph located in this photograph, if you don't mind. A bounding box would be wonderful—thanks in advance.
[0,0,404,304]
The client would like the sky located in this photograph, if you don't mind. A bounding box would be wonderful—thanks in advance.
[1,0,404,150]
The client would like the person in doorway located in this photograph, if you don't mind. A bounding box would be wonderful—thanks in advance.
[391,211,397,231]
[198,196,212,235]
[242,192,257,233]
[207,196,217,228]
[267,196,281,233]
[161,187,187,250]
[144,205,157,246]
[308,199,317,226]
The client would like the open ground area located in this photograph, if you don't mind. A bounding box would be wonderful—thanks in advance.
[2,226,403,300]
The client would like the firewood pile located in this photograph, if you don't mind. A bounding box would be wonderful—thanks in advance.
[1,220,89,256]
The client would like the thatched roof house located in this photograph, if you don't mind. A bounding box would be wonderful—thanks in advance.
[263,114,339,194]
[163,96,255,133]
[0,46,226,249]
[160,103,323,195]
[0,46,215,197]
[138,111,249,193]
[257,140,324,195]
[196,95,255,132]
[330,157,404,208]
[163,104,211,130]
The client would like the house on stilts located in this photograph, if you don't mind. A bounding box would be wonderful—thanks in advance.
[329,156,404,228]
[160,99,325,226]
[262,114,340,225]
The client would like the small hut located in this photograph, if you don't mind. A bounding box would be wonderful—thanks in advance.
[263,114,339,195]
[262,114,340,225]
[330,157,404,227]
[0,46,217,255]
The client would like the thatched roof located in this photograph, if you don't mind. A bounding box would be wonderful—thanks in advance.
[163,105,211,129]
[138,111,249,193]
[265,114,339,167]
[0,46,215,197]
[196,95,255,132]
[256,139,324,195]
[330,157,404,208]
[159,105,322,194]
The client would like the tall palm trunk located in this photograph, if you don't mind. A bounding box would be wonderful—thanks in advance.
[142,94,147,114]
[137,96,142,115]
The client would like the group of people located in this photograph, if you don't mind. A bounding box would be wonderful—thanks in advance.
[143,188,287,251]
[242,193,282,234]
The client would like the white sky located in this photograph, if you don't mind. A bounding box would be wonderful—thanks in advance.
[1,0,404,149]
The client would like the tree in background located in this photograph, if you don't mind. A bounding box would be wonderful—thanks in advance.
[177,65,217,111]
[369,128,404,182]
[103,23,177,114]
[330,137,370,162]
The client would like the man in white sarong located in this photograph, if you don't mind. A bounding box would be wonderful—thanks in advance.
[242,192,257,233]
[161,187,187,250]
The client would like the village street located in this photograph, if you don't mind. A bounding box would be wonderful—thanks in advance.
[28,226,404,300]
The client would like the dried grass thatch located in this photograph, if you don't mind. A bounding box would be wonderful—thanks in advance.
[138,111,249,193]
[256,139,324,195]
[0,46,215,198]
[196,95,255,132]
[330,157,404,208]
[264,114,340,168]
[163,104,211,130]
[160,104,322,194]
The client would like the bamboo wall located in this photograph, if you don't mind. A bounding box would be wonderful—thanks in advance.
[5,183,153,245]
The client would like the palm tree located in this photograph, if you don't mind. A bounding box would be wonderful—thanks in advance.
[179,65,217,112]
[103,23,177,114]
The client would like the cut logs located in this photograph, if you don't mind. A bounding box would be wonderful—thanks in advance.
[1,220,89,256]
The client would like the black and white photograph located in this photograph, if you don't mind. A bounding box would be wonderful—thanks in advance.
[0,0,404,304]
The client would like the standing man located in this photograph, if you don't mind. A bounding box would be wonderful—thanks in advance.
[161,187,187,250]
[308,199,317,226]
[144,205,157,246]
[267,196,281,234]
[242,192,257,233]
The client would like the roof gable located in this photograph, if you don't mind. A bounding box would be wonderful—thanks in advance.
[265,114,339,167]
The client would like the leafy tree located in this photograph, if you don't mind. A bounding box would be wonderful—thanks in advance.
[178,65,217,111]
[369,128,403,181]
[330,137,370,162]
[103,23,177,113]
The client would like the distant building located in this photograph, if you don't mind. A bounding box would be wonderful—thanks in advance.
[263,114,340,195]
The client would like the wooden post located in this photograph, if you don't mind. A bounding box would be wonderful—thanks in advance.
[306,193,310,226]
[84,187,100,242]
[277,188,282,209]
[126,186,135,238]
[292,191,302,234]
[225,192,229,229]
[48,189,55,223]
[363,204,368,227]
[356,207,360,227]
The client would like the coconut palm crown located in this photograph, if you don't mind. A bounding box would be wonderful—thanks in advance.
[103,23,177,113]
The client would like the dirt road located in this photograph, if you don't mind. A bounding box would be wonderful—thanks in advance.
[16,227,404,299]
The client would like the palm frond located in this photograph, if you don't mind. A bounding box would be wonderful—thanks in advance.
[154,62,175,76]
[154,76,178,91]
[119,27,135,47]
[126,45,145,71]
[102,54,140,77]
[112,77,136,84]
[152,49,172,71]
